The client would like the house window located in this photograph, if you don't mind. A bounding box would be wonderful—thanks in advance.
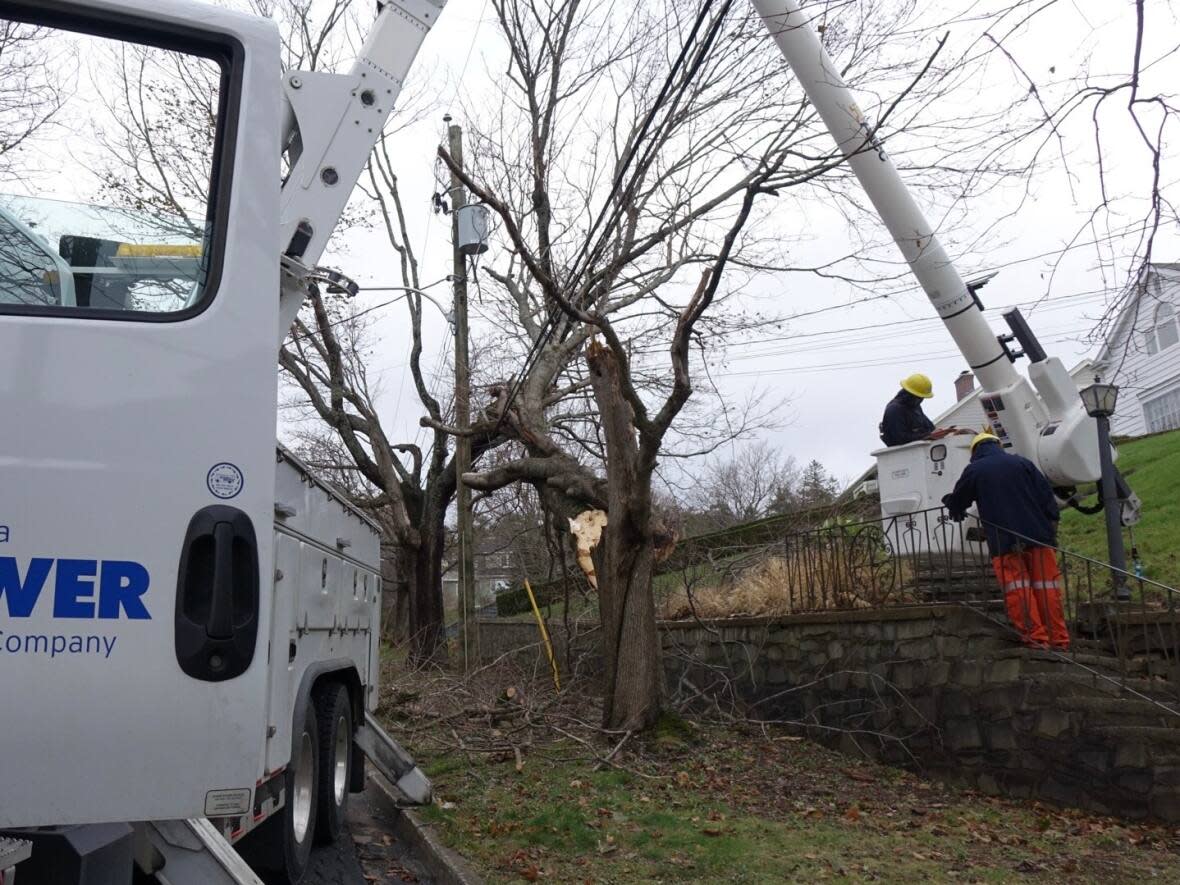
[1143,385,1180,434]
[1145,302,1179,355]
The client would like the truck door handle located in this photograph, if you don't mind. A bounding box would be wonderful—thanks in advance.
[176,505,259,682]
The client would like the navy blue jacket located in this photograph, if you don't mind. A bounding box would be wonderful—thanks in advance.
[941,442,1060,557]
[880,390,934,446]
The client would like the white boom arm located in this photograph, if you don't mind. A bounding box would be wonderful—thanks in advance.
[277,0,446,342]
[751,0,1103,489]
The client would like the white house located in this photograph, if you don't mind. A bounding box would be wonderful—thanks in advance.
[841,265,1180,499]
[933,360,1097,433]
[1091,263,1180,438]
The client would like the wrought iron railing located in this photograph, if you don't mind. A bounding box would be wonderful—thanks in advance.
[695,506,1180,706]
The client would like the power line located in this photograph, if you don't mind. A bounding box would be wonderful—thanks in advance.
[492,0,731,428]
[285,277,449,347]
[627,286,1114,360]
[711,328,1095,378]
[709,293,1112,362]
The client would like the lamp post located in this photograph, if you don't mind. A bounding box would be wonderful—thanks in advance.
[1079,380,1131,601]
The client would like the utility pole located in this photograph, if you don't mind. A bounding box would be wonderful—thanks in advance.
[448,117,478,670]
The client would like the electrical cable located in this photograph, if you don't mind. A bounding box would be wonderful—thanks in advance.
[284,277,450,347]
[489,0,730,430]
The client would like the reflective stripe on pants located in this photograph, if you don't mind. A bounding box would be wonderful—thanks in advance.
[992,547,1070,650]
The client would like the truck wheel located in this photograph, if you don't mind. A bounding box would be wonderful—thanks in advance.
[240,703,319,883]
[314,682,353,844]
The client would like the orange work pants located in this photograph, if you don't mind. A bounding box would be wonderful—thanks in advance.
[991,546,1070,650]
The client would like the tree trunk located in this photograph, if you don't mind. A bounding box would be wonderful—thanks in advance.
[406,485,448,664]
[598,527,661,730]
[586,341,662,731]
[381,540,410,644]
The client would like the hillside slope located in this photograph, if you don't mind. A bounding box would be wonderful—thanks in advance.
[1058,428,1180,589]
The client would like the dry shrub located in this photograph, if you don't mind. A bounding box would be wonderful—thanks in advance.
[659,552,914,620]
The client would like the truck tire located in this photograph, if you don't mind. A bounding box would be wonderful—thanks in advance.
[239,703,319,884]
[314,682,353,844]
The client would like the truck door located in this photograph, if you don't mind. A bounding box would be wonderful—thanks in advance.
[0,0,281,826]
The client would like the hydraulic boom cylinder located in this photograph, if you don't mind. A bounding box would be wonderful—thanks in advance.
[751,0,1110,489]
[750,0,1021,394]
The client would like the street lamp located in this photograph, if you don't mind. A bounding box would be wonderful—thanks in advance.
[1079,379,1131,601]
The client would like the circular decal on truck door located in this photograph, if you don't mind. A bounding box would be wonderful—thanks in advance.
[207,462,244,499]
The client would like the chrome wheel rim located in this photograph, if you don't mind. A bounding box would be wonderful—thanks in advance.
[333,714,349,805]
[292,731,314,843]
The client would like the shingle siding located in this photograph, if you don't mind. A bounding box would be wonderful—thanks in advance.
[934,362,1096,431]
[1093,266,1180,438]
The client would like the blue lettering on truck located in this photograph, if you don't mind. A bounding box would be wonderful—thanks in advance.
[0,557,150,661]
[0,557,150,619]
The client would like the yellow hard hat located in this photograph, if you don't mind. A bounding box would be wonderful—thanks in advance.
[971,432,1001,451]
[900,373,934,399]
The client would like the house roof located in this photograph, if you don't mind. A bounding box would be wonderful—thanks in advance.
[1094,263,1180,368]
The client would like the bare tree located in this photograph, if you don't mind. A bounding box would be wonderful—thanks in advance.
[687,441,801,531]
[81,0,471,659]
[436,0,962,729]
[0,19,68,180]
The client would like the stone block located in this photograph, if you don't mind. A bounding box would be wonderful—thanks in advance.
[935,635,966,658]
[889,663,916,691]
[986,658,1022,684]
[1151,766,1180,787]
[827,640,845,659]
[1005,781,1033,799]
[1013,711,1036,734]
[766,665,787,685]
[976,773,1001,795]
[900,698,937,731]
[953,661,983,688]
[1018,754,1047,773]
[968,636,1009,655]
[1117,771,1153,795]
[1033,709,1072,739]
[825,671,851,691]
[898,638,937,659]
[977,687,1016,718]
[1150,792,1180,823]
[1075,750,1110,775]
[946,719,983,751]
[1115,743,1149,770]
[926,661,952,687]
[987,724,1018,751]
[896,620,935,640]
[1038,777,1077,806]
[765,645,784,663]
[942,693,974,718]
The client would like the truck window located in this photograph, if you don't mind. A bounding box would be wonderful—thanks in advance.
[0,12,231,317]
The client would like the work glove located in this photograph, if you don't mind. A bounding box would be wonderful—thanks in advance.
[941,494,966,522]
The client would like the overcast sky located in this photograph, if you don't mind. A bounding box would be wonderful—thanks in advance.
[313,0,1176,488]
[9,0,1173,489]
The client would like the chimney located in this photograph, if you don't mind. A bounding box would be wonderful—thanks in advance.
[954,370,975,402]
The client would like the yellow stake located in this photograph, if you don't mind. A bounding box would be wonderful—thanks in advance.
[523,578,561,691]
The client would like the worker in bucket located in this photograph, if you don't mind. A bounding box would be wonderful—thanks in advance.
[941,432,1070,651]
[879,373,940,446]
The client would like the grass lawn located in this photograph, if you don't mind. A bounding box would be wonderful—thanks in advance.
[1058,429,1180,590]
[412,721,1179,884]
[379,662,1180,884]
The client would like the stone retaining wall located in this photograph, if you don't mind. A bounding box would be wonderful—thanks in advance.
[479,605,1180,822]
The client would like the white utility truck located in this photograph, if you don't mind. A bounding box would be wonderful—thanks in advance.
[0,0,1136,880]
[0,0,443,882]
[751,0,1140,551]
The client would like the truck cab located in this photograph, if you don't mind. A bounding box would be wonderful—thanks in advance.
[0,0,284,828]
